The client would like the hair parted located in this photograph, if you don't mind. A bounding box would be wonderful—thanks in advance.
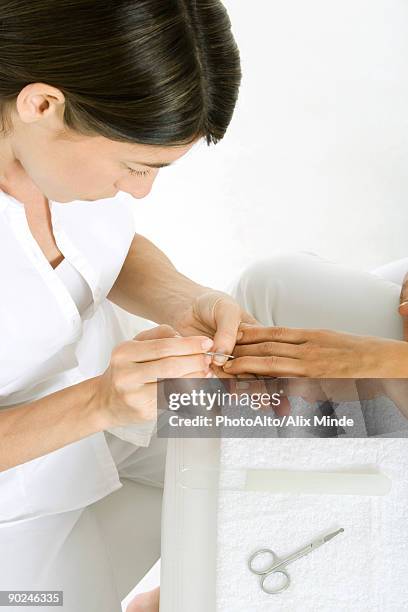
[0,0,241,146]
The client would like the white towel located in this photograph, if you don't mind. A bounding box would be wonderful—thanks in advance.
[215,397,408,612]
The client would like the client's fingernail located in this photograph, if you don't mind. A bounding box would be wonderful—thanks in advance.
[223,361,232,370]
[236,331,244,341]
[213,351,228,365]
[201,338,213,350]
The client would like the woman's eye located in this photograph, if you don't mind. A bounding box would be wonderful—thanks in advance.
[127,167,151,177]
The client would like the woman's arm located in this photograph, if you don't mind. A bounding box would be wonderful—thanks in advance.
[107,233,207,326]
[0,325,213,473]
[0,376,102,472]
[106,233,259,360]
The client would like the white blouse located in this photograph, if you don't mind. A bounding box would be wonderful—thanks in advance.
[0,189,152,526]
[54,257,94,316]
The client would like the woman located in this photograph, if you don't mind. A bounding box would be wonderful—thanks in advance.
[0,2,256,611]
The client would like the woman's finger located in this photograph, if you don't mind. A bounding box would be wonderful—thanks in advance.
[240,310,260,326]
[182,370,214,379]
[211,299,242,362]
[134,324,180,341]
[233,341,301,359]
[114,335,213,364]
[223,355,306,376]
[118,354,212,385]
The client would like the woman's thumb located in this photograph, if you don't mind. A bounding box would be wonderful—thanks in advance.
[133,324,181,341]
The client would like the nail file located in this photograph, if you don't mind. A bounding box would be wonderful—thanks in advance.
[179,468,392,496]
[244,469,391,495]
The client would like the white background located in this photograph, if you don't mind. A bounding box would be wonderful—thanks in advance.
[118,0,408,292]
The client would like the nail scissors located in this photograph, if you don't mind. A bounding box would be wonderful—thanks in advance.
[248,528,344,594]
[205,351,235,360]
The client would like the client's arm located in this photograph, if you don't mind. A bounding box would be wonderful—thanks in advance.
[224,325,408,378]
[221,325,408,417]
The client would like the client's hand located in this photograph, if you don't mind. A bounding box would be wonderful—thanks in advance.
[398,272,408,340]
[222,325,408,378]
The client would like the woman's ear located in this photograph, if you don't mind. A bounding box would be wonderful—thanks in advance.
[15,83,65,124]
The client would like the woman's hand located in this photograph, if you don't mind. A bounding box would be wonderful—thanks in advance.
[92,324,213,429]
[223,325,408,378]
[171,290,259,365]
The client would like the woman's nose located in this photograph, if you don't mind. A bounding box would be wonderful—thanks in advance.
[125,183,154,199]
[116,171,158,199]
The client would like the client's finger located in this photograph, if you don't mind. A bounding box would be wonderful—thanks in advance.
[233,341,301,359]
[223,355,305,377]
[398,272,408,313]
[236,326,309,345]
[210,363,236,378]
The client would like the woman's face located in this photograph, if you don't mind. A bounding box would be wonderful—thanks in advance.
[14,131,196,203]
[3,83,197,203]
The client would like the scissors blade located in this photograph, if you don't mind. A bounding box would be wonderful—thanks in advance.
[323,528,345,543]
[277,528,345,568]
[311,528,345,550]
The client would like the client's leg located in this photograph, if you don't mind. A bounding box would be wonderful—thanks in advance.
[372,257,408,285]
[229,252,403,340]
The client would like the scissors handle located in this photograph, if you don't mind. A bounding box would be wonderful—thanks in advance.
[248,548,278,575]
[248,549,291,595]
[249,529,345,595]
[261,568,291,595]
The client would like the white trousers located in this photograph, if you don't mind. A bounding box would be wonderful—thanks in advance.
[0,431,168,612]
[229,252,404,338]
[2,253,406,612]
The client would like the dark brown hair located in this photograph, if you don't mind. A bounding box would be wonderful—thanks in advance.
[0,0,241,146]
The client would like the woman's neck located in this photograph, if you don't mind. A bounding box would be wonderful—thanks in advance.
[2,163,64,269]
[0,159,46,209]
